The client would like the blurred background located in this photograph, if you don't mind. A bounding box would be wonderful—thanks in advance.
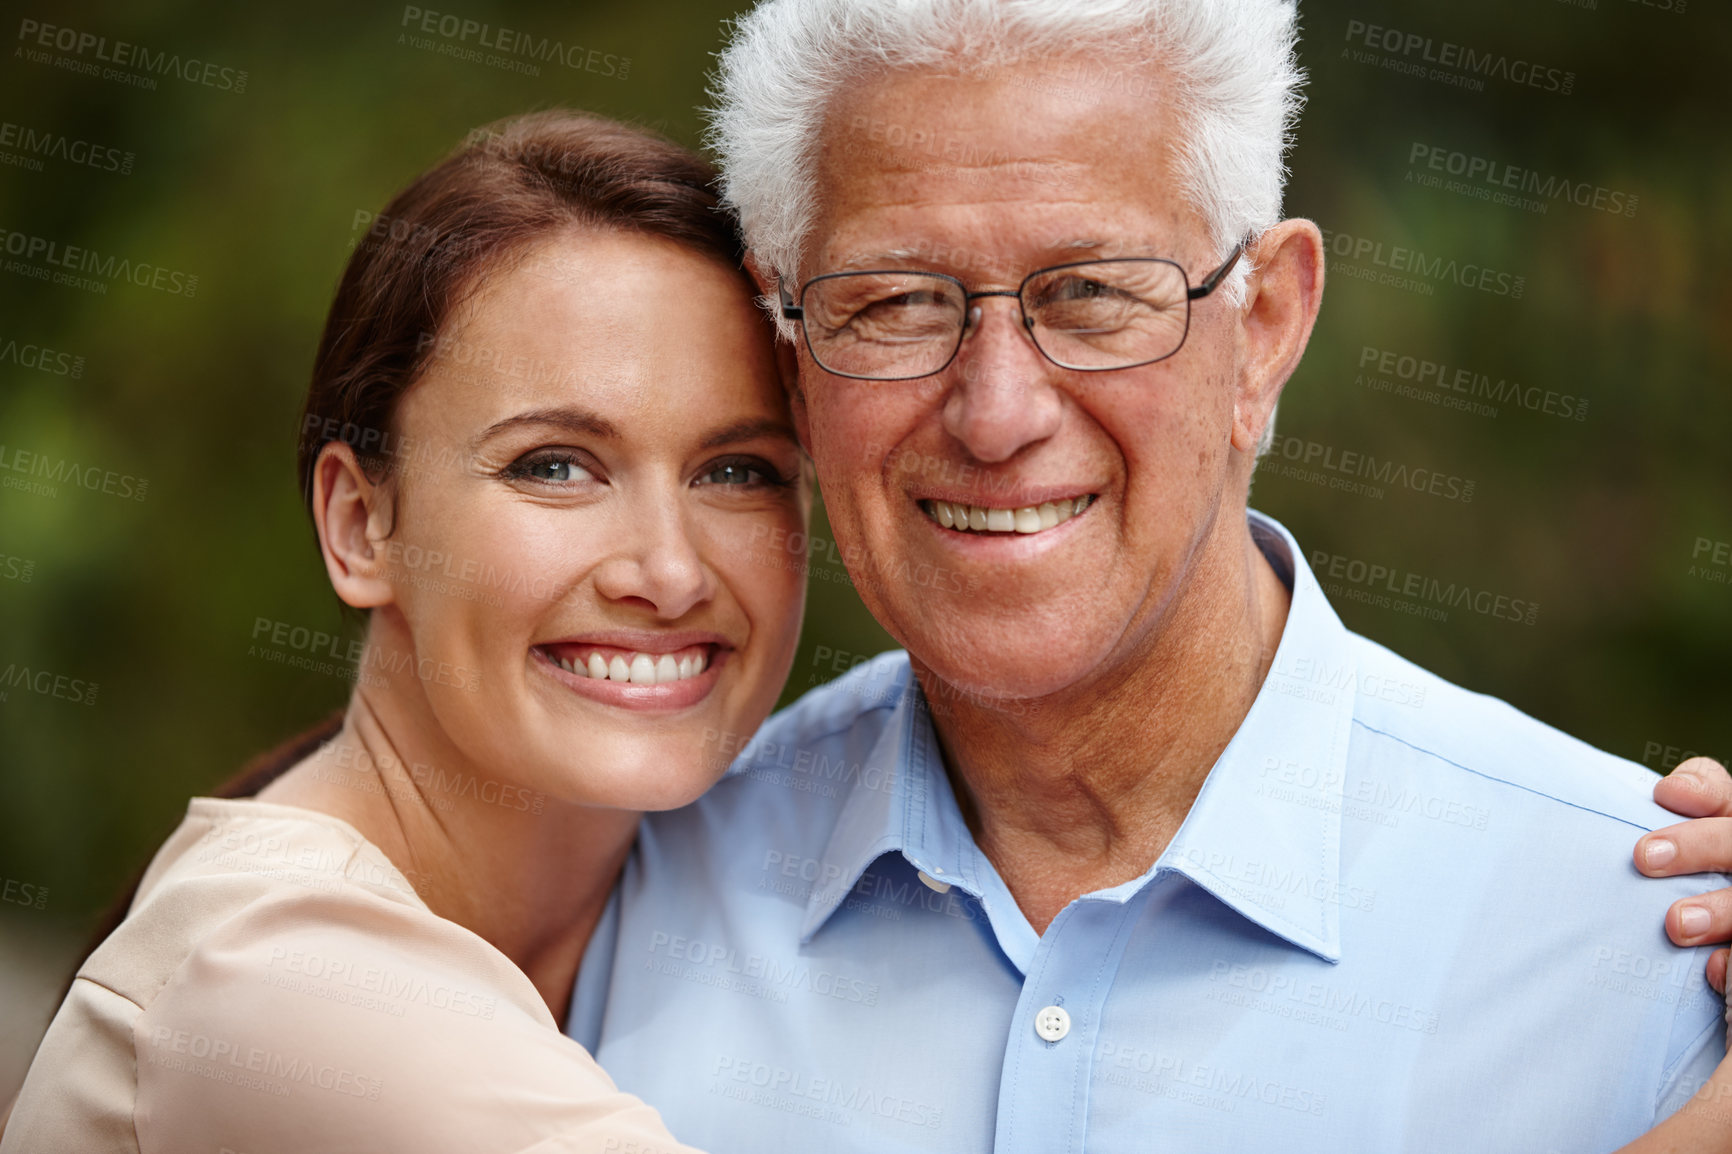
[1,0,1727,1098]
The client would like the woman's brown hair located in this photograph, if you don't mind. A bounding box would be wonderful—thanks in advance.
[66,109,750,989]
[299,108,746,509]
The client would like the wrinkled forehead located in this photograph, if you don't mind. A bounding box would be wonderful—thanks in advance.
[806,58,1209,280]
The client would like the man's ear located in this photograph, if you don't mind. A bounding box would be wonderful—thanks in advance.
[1230,219,1325,454]
[310,442,397,610]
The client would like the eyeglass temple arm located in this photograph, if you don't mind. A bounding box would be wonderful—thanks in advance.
[777,277,803,321]
[1187,243,1246,301]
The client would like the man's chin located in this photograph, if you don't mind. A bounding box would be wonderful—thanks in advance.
[907,636,1111,718]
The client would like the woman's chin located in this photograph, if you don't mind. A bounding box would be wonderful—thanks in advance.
[516,731,737,813]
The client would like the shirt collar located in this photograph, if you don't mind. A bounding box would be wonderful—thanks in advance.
[800,510,1357,964]
[799,665,971,942]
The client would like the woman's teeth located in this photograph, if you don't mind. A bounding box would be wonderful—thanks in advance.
[549,648,708,684]
[922,495,1095,535]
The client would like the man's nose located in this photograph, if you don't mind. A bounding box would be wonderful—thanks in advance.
[590,499,716,620]
[941,299,1063,464]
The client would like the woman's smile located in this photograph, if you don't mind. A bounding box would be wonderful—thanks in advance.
[531,632,732,711]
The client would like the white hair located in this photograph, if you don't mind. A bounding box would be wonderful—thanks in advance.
[707,0,1305,455]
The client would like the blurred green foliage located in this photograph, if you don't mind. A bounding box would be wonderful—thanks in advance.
[0,0,1726,928]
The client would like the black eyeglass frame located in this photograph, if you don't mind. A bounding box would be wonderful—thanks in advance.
[777,243,1244,382]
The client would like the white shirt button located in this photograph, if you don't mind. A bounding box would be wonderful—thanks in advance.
[1034,1005,1071,1042]
[917,870,951,893]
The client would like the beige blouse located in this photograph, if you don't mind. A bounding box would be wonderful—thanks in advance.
[1,797,700,1154]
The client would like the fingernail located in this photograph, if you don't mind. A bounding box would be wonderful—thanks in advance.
[1681,906,1710,936]
[1645,838,1677,867]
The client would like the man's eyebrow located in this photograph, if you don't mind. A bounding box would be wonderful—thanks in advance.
[835,249,931,270]
[699,417,798,450]
[833,239,1153,273]
[473,407,620,447]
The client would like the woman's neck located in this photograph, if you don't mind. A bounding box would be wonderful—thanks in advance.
[258,685,640,1025]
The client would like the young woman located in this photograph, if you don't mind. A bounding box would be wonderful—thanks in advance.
[2,109,1729,1153]
[1,109,806,1152]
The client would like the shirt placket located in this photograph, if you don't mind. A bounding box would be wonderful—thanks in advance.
[992,889,1149,1154]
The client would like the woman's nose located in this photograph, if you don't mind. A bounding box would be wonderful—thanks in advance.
[589,500,716,620]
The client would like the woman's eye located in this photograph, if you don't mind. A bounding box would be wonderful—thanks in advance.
[695,458,788,489]
[699,463,763,486]
[506,452,594,485]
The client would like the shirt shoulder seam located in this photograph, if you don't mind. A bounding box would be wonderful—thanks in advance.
[68,971,145,1012]
[1349,717,1650,832]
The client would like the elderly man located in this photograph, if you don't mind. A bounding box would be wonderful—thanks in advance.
[567,1,1730,1150]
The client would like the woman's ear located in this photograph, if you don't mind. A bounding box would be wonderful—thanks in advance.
[310,442,396,609]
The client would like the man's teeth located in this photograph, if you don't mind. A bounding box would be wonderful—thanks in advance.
[553,648,708,684]
[924,495,1095,534]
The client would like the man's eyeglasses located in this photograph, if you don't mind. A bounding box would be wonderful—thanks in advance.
[778,245,1243,382]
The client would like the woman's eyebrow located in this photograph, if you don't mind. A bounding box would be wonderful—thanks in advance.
[698,417,797,450]
[473,407,620,447]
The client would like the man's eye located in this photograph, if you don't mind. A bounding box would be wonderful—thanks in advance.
[1045,276,1122,303]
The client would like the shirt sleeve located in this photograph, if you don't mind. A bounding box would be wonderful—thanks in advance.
[131,884,705,1154]
[0,979,143,1153]
[1655,1014,1728,1123]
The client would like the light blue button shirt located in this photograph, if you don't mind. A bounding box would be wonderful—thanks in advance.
[570,511,1726,1153]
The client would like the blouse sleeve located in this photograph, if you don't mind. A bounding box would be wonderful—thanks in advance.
[131,883,704,1154]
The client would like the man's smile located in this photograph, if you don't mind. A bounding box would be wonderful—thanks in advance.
[918,493,1097,535]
